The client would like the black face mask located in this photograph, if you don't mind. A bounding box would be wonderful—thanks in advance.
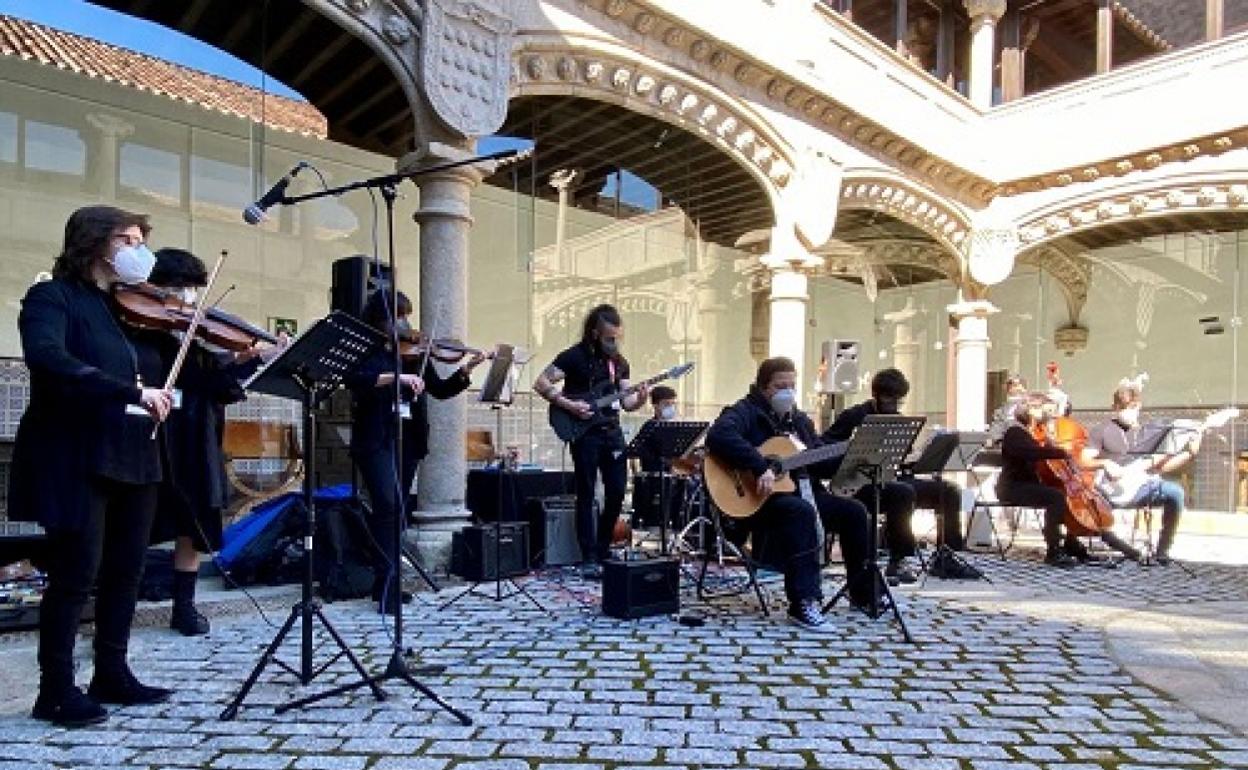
[598,337,619,357]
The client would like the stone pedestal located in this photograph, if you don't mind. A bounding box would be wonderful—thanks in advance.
[948,298,998,430]
[406,152,486,570]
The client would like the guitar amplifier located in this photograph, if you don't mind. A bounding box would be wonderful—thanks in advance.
[450,522,529,581]
[602,556,680,620]
[525,495,582,567]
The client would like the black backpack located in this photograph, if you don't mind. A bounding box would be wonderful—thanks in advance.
[314,497,376,602]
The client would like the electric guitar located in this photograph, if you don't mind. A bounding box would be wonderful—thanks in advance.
[549,362,694,443]
[1097,407,1239,505]
[704,435,849,519]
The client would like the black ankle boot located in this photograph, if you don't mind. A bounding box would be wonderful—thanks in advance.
[170,570,209,636]
[31,685,108,728]
[87,666,173,706]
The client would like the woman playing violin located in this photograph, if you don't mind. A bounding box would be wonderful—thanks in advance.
[146,248,283,636]
[9,206,174,728]
[344,288,486,614]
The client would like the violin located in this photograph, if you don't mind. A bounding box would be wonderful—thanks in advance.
[396,329,490,365]
[111,282,279,353]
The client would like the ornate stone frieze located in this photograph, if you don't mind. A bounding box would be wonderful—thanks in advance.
[569,0,995,206]
[421,0,514,136]
[1000,129,1248,196]
[1016,244,1090,323]
[1017,181,1248,247]
[510,50,795,192]
[839,178,972,253]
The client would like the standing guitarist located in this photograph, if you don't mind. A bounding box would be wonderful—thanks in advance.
[534,305,647,580]
[705,357,871,630]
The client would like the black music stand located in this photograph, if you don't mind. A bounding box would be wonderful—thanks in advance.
[222,311,387,719]
[438,345,545,612]
[626,420,707,555]
[909,431,990,585]
[824,414,925,644]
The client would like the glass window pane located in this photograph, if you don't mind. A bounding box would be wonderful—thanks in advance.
[25,120,85,175]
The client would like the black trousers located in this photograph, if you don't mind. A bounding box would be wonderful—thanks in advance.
[905,476,965,550]
[996,481,1065,552]
[854,481,917,560]
[39,478,158,694]
[569,427,628,563]
[354,443,418,587]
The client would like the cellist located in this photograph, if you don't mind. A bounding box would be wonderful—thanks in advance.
[995,393,1080,568]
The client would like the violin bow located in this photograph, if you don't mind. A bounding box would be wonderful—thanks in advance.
[150,250,228,439]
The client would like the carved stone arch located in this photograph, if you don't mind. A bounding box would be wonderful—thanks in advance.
[838,172,973,257]
[1016,176,1248,250]
[1016,243,1092,323]
[509,36,793,215]
[817,239,962,284]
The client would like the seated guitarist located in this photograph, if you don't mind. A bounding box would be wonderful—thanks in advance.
[705,357,871,631]
[1084,381,1195,565]
[533,304,647,580]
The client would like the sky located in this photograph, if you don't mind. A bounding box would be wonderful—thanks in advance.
[1,0,659,209]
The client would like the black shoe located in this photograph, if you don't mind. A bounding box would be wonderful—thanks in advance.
[87,669,173,707]
[1153,551,1173,566]
[170,604,210,636]
[930,552,982,580]
[1044,551,1078,568]
[787,599,833,633]
[31,686,108,728]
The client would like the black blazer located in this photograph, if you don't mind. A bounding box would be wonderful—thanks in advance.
[345,349,470,462]
[9,278,165,530]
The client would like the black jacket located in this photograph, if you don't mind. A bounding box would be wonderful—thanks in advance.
[9,278,165,530]
[345,349,470,461]
[997,424,1067,489]
[705,387,837,479]
[152,339,258,544]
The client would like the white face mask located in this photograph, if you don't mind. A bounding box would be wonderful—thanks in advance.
[178,287,198,305]
[109,244,155,285]
[659,404,676,420]
[768,388,796,415]
[1118,406,1141,426]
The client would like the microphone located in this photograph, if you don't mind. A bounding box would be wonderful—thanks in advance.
[242,162,309,224]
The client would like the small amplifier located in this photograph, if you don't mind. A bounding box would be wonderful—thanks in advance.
[450,522,529,581]
[601,557,680,620]
[525,495,582,567]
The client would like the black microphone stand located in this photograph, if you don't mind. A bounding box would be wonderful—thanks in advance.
[267,149,513,723]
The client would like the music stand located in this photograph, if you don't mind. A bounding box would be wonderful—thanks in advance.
[824,414,925,644]
[222,311,387,719]
[439,345,545,612]
[625,420,707,555]
[909,431,990,585]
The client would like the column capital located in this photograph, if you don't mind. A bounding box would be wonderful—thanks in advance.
[548,168,581,191]
[85,112,134,140]
[963,0,1007,24]
[946,298,999,321]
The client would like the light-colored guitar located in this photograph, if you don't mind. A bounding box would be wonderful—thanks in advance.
[704,435,848,519]
[1098,407,1239,505]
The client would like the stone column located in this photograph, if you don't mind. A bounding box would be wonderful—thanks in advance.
[947,298,998,430]
[549,169,580,274]
[963,0,1006,108]
[405,149,487,569]
[86,113,134,201]
[767,267,810,401]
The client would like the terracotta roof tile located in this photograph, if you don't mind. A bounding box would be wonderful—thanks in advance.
[0,13,327,138]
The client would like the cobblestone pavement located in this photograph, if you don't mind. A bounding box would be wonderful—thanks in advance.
[3,549,1248,770]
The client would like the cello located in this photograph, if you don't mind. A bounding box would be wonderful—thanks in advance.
[1031,362,1114,537]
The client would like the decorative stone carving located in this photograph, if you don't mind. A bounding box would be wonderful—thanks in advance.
[766,79,787,100]
[383,13,411,44]
[1055,173,1073,186]
[1230,185,1248,205]
[635,75,655,95]
[525,55,546,80]
[1096,201,1115,220]
[690,39,711,60]
[1129,194,1150,214]
[1214,136,1234,151]
[422,0,514,136]
[1115,160,1134,174]
[634,12,655,34]
[963,0,1007,21]
[1181,143,1201,159]
[1197,186,1218,206]
[584,60,605,83]
[657,84,678,105]
[734,64,754,84]
[709,50,729,69]
[663,27,684,47]
[677,94,698,114]
[839,176,971,252]
[698,104,718,125]
[1054,324,1089,355]
[1165,190,1185,207]
[556,56,576,80]
[716,117,738,137]
[86,112,135,139]
[605,0,627,17]
[611,67,631,89]
[1144,152,1163,168]
[1081,167,1099,182]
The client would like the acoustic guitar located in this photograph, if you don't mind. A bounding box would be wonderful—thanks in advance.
[704,435,848,519]
[548,362,694,443]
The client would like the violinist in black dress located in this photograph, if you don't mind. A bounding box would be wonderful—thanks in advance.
[9,206,175,727]
[344,289,486,614]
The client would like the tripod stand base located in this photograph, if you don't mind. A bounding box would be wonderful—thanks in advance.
[824,565,916,644]
[437,577,547,613]
[221,599,384,720]
[921,545,991,585]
